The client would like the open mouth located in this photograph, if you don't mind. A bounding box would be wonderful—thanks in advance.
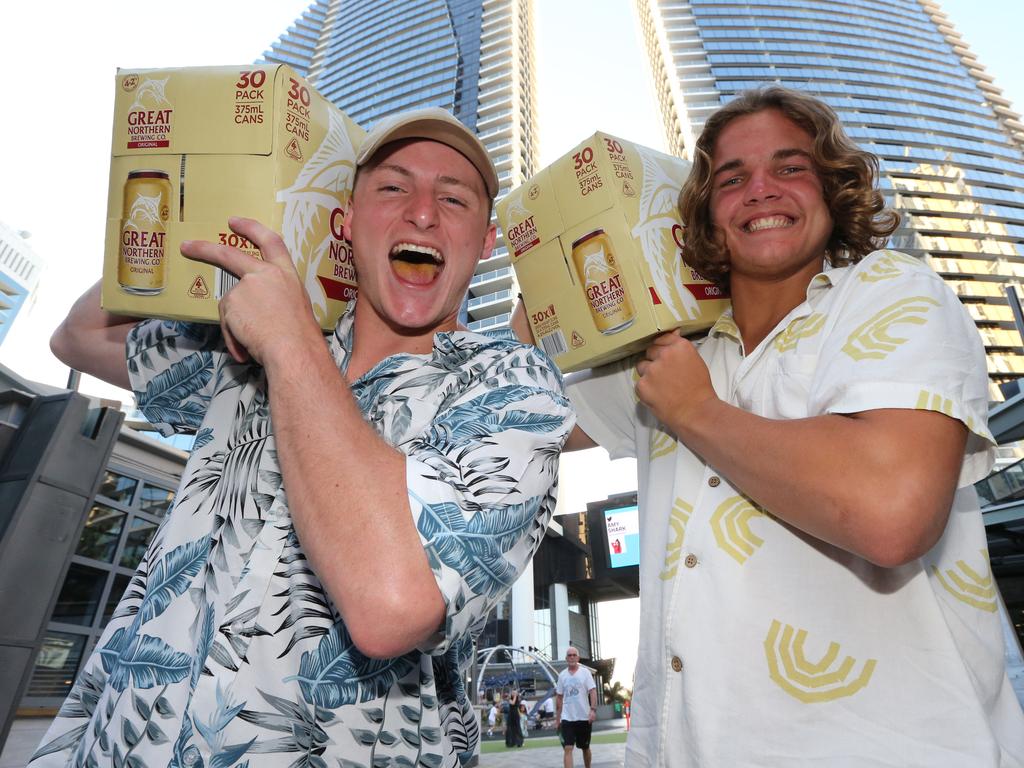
[390,242,444,285]
[743,215,794,233]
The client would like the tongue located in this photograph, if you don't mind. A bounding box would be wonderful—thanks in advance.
[392,259,439,285]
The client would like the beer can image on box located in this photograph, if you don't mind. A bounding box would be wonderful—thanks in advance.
[118,170,172,295]
[572,229,635,334]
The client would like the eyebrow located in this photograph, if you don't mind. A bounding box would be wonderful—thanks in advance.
[373,163,479,196]
[712,148,813,178]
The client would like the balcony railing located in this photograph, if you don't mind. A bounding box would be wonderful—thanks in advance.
[468,288,513,310]
[468,313,511,332]
[471,266,513,287]
[976,457,1024,507]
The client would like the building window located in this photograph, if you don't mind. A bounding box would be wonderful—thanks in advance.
[22,465,176,707]
[120,517,159,569]
[25,632,87,699]
[51,563,107,627]
[138,483,174,517]
[74,503,126,563]
[97,470,138,504]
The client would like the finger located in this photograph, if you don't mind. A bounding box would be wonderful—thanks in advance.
[227,217,293,268]
[221,321,250,364]
[651,331,682,346]
[635,360,649,377]
[644,344,662,362]
[181,238,261,278]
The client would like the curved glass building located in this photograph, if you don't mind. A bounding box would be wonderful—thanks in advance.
[262,0,538,331]
[635,0,1024,399]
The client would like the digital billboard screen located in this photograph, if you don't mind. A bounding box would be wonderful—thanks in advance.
[603,504,640,569]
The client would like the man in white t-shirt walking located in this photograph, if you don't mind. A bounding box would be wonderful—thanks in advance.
[555,647,598,768]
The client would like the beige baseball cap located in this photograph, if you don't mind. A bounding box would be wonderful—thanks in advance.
[356,107,499,200]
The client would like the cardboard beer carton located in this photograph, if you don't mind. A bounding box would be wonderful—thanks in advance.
[497,132,728,372]
[102,64,365,330]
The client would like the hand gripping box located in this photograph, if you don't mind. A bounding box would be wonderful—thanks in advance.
[497,133,729,372]
[102,65,365,330]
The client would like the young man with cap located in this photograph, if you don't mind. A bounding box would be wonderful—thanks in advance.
[34,108,574,767]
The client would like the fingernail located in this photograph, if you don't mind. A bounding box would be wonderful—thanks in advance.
[181,240,192,248]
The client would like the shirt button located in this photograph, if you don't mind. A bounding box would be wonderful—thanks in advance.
[684,553,698,568]
[708,476,721,488]
[671,656,683,672]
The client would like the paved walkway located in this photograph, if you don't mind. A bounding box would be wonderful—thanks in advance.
[478,740,625,767]
[1,717,50,768]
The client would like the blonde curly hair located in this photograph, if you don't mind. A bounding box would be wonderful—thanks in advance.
[679,87,899,288]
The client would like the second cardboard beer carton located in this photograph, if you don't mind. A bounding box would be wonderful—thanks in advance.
[497,132,729,372]
[103,64,366,330]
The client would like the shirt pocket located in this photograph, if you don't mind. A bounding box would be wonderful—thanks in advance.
[758,353,818,419]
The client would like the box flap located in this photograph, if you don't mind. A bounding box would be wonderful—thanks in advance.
[496,167,565,261]
[112,65,282,157]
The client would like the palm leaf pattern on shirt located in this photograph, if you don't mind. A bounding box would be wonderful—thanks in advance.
[30,309,572,768]
[416,496,543,598]
[239,690,336,760]
[99,539,210,691]
[287,622,418,708]
[136,351,214,431]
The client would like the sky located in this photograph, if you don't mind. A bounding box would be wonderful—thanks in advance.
[1,0,1022,688]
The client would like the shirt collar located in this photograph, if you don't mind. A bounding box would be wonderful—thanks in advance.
[329,297,508,381]
[707,260,850,343]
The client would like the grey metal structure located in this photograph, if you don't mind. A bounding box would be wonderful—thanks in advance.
[0,388,123,750]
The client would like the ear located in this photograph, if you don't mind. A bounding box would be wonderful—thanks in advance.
[342,201,356,243]
[480,223,497,261]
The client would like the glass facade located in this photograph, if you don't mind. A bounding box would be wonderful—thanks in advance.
[635,0,1024,399]
[261,0,539,331]
[0,220,44,347]
[23,467,175,704]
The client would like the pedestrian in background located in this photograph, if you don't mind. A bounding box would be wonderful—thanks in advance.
[555,647,597,768]
[504,689,525,748]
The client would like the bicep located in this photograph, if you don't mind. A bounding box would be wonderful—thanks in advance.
[838,407,967,556]
[50,282,140,389]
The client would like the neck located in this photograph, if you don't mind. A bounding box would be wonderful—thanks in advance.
[346,305,458,381]
[729,258,824,352]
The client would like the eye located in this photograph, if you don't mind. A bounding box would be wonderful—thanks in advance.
[718,175,742,189]
[780,165,807,175]
[441,195,468,208]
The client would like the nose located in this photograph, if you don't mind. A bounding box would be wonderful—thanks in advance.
[745,167,780,204]
[405,187,439,229]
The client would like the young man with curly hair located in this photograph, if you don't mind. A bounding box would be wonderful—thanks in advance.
[517,87,1024,766]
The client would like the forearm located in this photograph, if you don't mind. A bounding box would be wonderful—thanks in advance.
[50,281,139,389]
[265,337,444,658]
[668,400,965,567]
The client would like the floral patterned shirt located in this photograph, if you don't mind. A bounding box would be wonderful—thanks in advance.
[30,302,574,768]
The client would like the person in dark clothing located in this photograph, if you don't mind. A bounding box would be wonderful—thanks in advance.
[504,689,525,748]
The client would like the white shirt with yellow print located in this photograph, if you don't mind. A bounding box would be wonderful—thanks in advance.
[567,250,1024,768]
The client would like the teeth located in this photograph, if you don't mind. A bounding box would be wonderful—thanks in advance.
[745,216,792,232]
[390,242,442,261]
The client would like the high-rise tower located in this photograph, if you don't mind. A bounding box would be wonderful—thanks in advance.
[635,0,1024,399]
[262,0,538,331]
[0,221,44,347]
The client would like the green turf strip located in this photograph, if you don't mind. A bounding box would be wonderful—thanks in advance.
[480,731,628,753]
